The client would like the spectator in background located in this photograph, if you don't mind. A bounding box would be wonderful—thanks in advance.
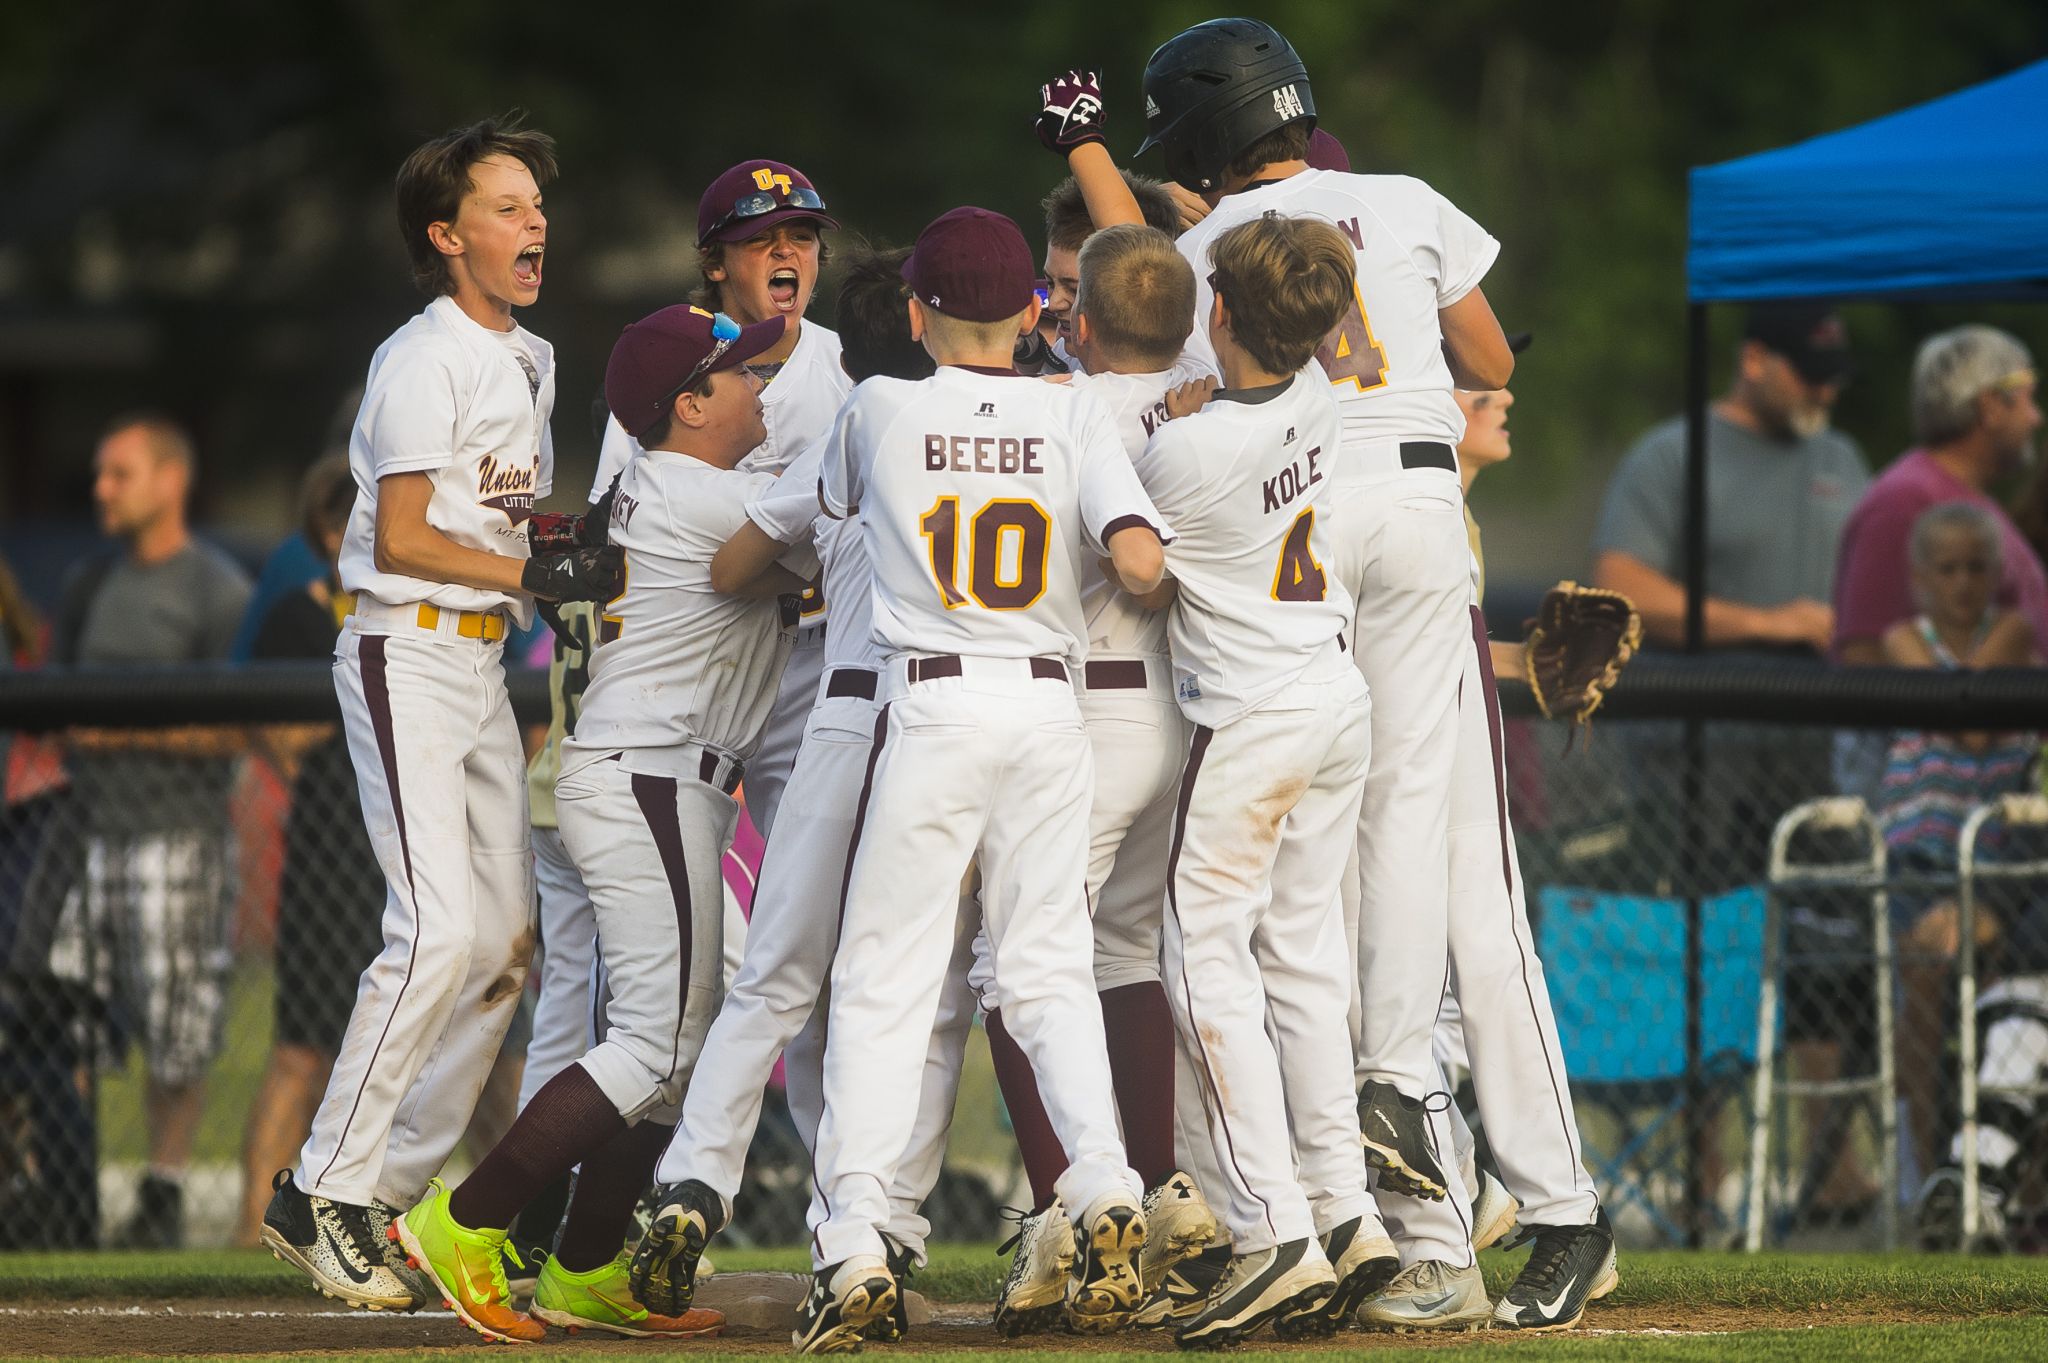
[1593,302,1867,653]
[44,413,252,1248]
[1833,326,2047,664]
[1874,502,2040,1190]
[234,456,386,1245]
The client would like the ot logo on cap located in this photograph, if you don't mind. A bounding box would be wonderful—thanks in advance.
[751,167,794,195]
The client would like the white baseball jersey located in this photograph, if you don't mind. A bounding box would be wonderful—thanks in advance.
[1066,364,1206,658]
[594,319,850,492]
[819,367,1170,668]
[338,295,555,628]
[748,428,880,675]
[1138,373,1352,727]
[1176,170,1498,447]
[564,450,818,777]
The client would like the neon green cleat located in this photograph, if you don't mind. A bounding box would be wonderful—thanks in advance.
[529,1249,725,1339]
[390,1179,546,1344]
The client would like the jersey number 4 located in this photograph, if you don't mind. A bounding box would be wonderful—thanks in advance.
[920,496,1050,610]
[1272,507,1327,602]
[1315,283,1389,392]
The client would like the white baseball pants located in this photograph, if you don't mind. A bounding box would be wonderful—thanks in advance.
[301,623,534,1208]
[656,683,971,1256]
[810,660,1138,1268]
[744,626,826,839]
[553,748,738,1122]
[1165,655,1377,1254]
[1078,657,1188,990]
[518,826,598,1112]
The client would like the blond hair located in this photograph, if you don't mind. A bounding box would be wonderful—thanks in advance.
[1076,225,1195,369]
[1207,213,1354,375]
[917,302,1029,356]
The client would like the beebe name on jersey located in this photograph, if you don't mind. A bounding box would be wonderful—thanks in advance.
[924,434,1046,476]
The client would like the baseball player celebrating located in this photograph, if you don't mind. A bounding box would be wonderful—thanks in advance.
[593,160,850,839]
[261,117,622,1310]
[629,249,975,1343]
[796,206,1171,1354]
[1138,214,1399,1348]
[394,303,812,1344]
[1138,17,1516,1328]
[978,222,1224,1337]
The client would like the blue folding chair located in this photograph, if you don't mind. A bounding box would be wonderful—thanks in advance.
[1536,885,1767,1244]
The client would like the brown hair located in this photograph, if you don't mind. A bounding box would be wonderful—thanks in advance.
[1075,225,1195,369]
[395,113,557,297]
[1207,213,1354,375]
[100,411,195,472]
[691,228,835,313]
[1042,171,1184,252]
[1225,123,1312,184]
[834,243,934,384]
[298,452,358,549]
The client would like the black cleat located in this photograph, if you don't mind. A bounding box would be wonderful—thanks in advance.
[1356,1079,1451,1200]
[1175,1238,1335,1350]
[628,1178,727,1316]
[1491,1208,1618,1330]
[862,1232,916,1341]
[1274,1215,1400,1338]
[793,1257,897,1355]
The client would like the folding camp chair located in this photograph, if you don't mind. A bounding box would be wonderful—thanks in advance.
[1536,884,1765,1244]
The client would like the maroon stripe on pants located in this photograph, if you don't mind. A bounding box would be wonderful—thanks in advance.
[629,773,693,1083]
[1163,725,1276,1239]
[316,633,422,1189]
[1468,604,1586,1185]
[812,702,891,1256]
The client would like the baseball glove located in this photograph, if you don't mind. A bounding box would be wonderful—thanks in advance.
[1523,581,1641,736]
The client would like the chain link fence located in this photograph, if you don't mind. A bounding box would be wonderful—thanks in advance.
[2,661,2045,1252]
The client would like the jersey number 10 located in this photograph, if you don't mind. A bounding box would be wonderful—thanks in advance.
[920,496,1052,610]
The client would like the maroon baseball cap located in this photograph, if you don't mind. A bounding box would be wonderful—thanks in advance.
[696,159,840,247]
[1306,127,1350,173]
[901,207,1037,324]
[606,305,786,439]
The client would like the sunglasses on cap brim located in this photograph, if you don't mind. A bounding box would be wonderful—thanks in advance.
[653,312,746,418]
[704,186,829,241]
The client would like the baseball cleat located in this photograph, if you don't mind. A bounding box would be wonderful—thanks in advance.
[527,1247,724,1338]
[1916,1168,2011,1255]
[1274,1215,1399,1338]
[992,1200,1074,1336]
[391,1178,546,1343]
[628,1178,728,1317]
[1174,1238,1335,1349]
[792,1256,896,1355]
[259,1170,418,1312]
[1357,1259,1491,1331]
[1492,1209,1618,1330]
[1356,1079,1452,1201]
[1139,1171,1220,1294]
[1470,1168,1520,1251]
[1133,1243,1230,1329]
[362,1197,434,1310]
[1065,1190,1148,1332]
[862,1232,917,1342]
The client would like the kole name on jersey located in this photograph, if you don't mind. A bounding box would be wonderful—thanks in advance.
[1261,443,1322,514]
[924,434,1045,476]
[478,452,540,526]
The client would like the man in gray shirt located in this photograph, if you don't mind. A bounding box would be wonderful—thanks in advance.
[48,414,252,1248]
[1593,303,1868,654]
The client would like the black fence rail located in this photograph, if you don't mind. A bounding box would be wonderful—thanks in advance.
[1,659,2044,1251]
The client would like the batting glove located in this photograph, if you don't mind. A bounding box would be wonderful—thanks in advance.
[1035,68,1106,155]
[523,544,624,603]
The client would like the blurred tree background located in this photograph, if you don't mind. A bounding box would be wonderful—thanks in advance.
[3,0,2045,593]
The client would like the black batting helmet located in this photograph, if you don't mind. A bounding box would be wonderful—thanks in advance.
[1135,18,1316,193]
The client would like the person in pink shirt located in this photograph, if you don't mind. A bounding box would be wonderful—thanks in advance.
[1834,325,2046,664]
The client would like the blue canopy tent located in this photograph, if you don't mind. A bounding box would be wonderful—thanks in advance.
[1659,60,2048,1248]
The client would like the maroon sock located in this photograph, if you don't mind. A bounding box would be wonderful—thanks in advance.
[986,1008,1068,1211]
[1100,982,1177,1188]
[448,1065,624,1232]
[552,1120,672,1274]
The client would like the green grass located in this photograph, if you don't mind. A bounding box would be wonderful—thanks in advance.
[29,1319,2048,1363]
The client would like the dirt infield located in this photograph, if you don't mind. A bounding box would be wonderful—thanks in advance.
[1,1297,1961,1357]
